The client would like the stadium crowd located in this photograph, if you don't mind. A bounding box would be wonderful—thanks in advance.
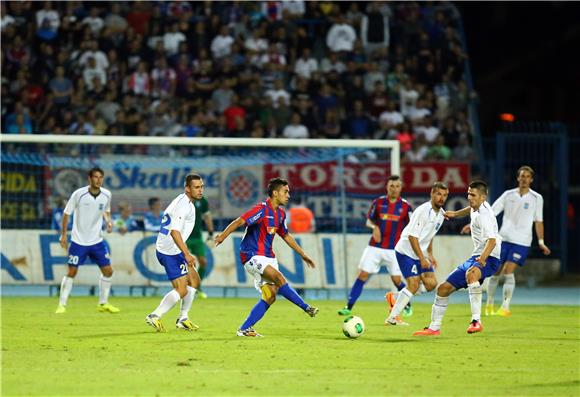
[1,1,475,162]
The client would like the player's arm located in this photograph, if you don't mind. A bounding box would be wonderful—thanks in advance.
[170,229,196,267]
[104,211,113,233]
[445,206,470,219]
[534,221,551,255]
[475,238,496,266]
[408,235,430,269]
[366,219,381,242]
[214,217,245,247]
[281,233,316,268]
[60,213,70,250]
[427,239,437,268]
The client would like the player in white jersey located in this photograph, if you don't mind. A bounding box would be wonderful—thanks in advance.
[385,182,449,326]
[414,180,502,336]
[145,173,204,332]
[56,167,119,314]
[486,165,550,316]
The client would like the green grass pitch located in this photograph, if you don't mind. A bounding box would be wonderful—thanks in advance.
[2,296,579,396]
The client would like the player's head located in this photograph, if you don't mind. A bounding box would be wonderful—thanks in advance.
[268,177,290,206]
[516,165,534,189]
[148,197,161,212]
[87,167,104,189]
[184,173,204,200]
[430,181,449,209]
[467,180,488,209]
[386,175,402,199]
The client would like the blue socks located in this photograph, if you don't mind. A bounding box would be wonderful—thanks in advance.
[395,280,406,291]
[347,278,366,310]
[278,283,309,311]
[240,299,270,330]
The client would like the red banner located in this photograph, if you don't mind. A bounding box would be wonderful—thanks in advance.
[264,162,470,194]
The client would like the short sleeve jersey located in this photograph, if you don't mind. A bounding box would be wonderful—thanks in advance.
[367,196,412,249]
[156,193,196,255]
[491,188,543,247]
[471,201,502,258]
[63,186,111,246]
[239,198,288,263]
[395,201,445,259]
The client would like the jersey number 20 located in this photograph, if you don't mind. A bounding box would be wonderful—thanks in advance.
[159,214,171,236]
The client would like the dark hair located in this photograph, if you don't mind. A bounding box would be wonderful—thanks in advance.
[469,180,488,195]
[88,167,104,177]
[387,175,401,182]
[148,197,160,208]
[517,165,534,178]
[184,173,202,187]
[267,177,289,197]
[431,181,449,192]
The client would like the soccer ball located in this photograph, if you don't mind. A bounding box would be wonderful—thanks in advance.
[342,315,365,339]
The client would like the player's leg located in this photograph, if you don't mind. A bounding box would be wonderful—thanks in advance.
[497,261,518,316]
[386,252,424,325]
[413,281,455,336]
[146,252,189,332]
[56,242,86,313]
[487,243,510,314]
[196,255,208,299]
[238,284,277,337]
[340,246,381,315]
[261,264,318,316]
[465,265,484,333]
[176,264,201,330]
[384,249,413,316]
[92,242,119,313]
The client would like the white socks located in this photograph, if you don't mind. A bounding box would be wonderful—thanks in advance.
[59,276,74,306]
[468,281,483,322]
[98,275,112,304]
[502,273,515,310]
[388,288,413,320]
[486,275,500,306]
[429,295,449,331]
[152,290,180,318]
[179,286,197,321]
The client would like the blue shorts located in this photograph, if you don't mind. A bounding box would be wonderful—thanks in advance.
[156,251,188,281]
[500,241,530,266]
[68,241,110,267]
[446,256,501,290]
[396,251,434,279]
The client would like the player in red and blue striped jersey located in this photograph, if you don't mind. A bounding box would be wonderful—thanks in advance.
[215,178,319,337]
[338,176,413,317]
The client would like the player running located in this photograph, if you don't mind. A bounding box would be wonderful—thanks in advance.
[486,165,550,316]
[214,177,319,337]
[384,182,449,326]
[414,180,502,336]
[56,167,119,314]
[145,174,204,332]
[337,175,413,317]
[185,195,214,299]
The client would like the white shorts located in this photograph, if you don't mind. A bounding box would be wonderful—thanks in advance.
[358,246,402,277]
[244,255,279,292]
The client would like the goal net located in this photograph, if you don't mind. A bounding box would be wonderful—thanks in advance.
[1,135,400,295]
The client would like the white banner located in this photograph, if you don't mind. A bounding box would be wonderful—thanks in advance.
[1,230,474,290]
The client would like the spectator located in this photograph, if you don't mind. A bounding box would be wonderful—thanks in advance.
[211,25,234,59]
[326,14,357,53]
[287,197,316,233]
[363,62,385,94]
[409,98,431,122]
[95,91,121,126]
[320,109,342,138]
[82,7,104,35]
[144,197,162,232]
[282,112,309,139]
[294,47,318,79]
[211,79,235,114]
[414,115,439,144]
[426,135,451,160]
[151,58,176,99]
[163,21,186,56]
[453,133,475,162]
[379,101,404,130]
[79,40,109,72]
[125,61,151,96]
[440,116,460,148]
[265,79,291,108]
[320,51,347,74]
[223,94,246,133]
[367,81,390,118]
[69,113,94,135]
[392,121,414,153]
[272,96,292,133]
[345,100,374,139]
[113,201,140,234]
[405,135,429,162]
[345,3,364,30]
[5,113,33,134]
[83,57,107,90]
[35,1,59,41]
[314,84,338,122]
[360,1,390,56]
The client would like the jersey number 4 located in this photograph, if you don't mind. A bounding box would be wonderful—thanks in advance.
[159,214,171,236]
[411,264,418,274]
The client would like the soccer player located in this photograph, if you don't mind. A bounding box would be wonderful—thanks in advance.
[145,174,204,332]
[185,195,214,299]
[337,175,413,317]
[56,167,119,314]
[413,180,502,335]
[384,182,449,326]
[214,177,319,337]
[486,165,550,316]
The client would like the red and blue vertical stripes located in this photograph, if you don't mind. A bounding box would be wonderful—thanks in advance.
[368,196,412,250]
